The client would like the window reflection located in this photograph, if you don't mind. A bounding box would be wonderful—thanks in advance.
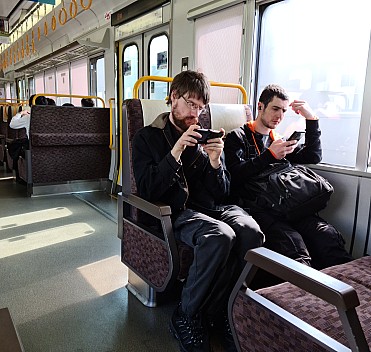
[258,0,371,167]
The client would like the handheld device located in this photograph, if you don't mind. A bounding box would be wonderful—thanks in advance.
[196,129,224,144]
[287,131,305,142]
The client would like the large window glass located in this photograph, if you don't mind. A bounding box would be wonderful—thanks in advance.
[195,4,244,103]
[148,34,168,100]
[90,55,105,107]
[123,44,139,100]
[56,64,70,106]
[257,0,371,167]
[71,58,88,106]
[35,72,44,97]
[45,68,56,104]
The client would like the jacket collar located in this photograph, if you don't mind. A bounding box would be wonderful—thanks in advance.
[150,112,170,129]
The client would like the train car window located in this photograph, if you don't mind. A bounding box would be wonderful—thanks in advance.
[148,34,168,100]
[35,72,44,95]
[90,56,105,107]
[28,77,35,98]
[5,83,11,101]
[57,64,70,106]
[194,3,244,104]
[71,58,89,106]
[96,57,105,106]
[123,44,139,100]
[17,79,25,101]
[257,0,371,168]
[45,68,56,101]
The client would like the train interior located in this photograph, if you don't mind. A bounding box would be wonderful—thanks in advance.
[1,0,371,351]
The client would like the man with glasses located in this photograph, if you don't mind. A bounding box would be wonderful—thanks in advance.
[132,70,264,352]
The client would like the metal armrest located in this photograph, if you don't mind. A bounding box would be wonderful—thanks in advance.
[121,192,172,219]
[232,248,369,352]
[245,247,359,310]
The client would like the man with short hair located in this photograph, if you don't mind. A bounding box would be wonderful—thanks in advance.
[81,98,95,107]
[132,70,264,352]
[224,84,353,271]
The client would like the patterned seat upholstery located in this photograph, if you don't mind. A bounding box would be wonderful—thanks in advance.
[0,106,6,163]
[118,98,252,306]
[5,106,27,172]
[230,248,371,352]
[18,105,110,192]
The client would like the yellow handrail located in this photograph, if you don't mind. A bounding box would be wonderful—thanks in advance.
[108,98,116,150]
[32,93,106,107]
[0,99,26,102]
[132,75,248,104]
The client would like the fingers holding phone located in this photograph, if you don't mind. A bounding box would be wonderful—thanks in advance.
[269,138,298,159]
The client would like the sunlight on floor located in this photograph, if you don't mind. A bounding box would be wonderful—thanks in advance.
[0,223,95,259]
[77,255,128,296]
[0,207,72,231]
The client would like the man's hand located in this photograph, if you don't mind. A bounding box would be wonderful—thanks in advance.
[269,138,298,159]
[289,100,316,120]
[171,125,201,162]
[20,110,30,117]
[202,128,225,169]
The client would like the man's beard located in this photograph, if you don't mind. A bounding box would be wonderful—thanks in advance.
[171,106,196,132]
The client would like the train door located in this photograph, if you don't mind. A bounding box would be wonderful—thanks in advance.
[116,25,169,188]
[118,26,169,101]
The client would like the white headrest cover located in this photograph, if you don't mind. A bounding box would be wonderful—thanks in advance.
[140,99,171,126]
[209,104,252,133]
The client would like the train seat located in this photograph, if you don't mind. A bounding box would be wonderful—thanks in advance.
[0,307,24,352]
[18,105,111,195]
[118,98,251,307]
[5,105,27,172]
[0,106,6,163]
[229,247,371,352]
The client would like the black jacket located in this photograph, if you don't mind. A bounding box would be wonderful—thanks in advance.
[224,119,322,200]
[132,113,230,218]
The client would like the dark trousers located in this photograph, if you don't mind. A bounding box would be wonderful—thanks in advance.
[252,211,353,270]
[173,205,264,318]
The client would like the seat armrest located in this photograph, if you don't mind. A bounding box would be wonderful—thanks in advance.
[121,192,172,219]
[245,248,359,310]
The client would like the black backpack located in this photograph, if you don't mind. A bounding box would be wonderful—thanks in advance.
[243,160,334,220]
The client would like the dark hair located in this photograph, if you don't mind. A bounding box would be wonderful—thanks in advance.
[167,70,210,105]
[81,98,95,107]
[29,95,48,106]
[62,103,74,107]
[28,94,36,106]
[47,98,56,106]
[259,84,289,107]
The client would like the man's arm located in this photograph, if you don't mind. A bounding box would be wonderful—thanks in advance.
[9,112,30,130]
[287,119,322,164]
[132,128,183,202]
[224,128,276,188]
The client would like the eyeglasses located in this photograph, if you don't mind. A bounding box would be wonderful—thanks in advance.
[181,96,207,114]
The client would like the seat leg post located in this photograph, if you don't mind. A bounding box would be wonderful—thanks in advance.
[126,269,157,307]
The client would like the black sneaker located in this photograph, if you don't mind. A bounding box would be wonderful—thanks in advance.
[208,311,237,352]
[221,312,237,352]
[169,303,210,352]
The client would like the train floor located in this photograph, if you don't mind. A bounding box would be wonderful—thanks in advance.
[0,163,228,352]
[0,163,182,352]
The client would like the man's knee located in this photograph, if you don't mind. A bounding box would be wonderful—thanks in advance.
[202,221,236,254]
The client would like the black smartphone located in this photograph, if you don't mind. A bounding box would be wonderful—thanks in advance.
[287,131,305,142]
[196,129,224,144]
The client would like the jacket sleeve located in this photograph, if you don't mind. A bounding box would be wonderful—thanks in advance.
[132,128,183,202]
[224,128,276,188]
[202,151,230,203]
[9,113,28,130]
[287,119,322,164]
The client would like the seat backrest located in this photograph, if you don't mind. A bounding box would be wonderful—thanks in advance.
[122,99,216,195]
[122,99,252,195]
[27,105,110,185]
[209,103,252,133]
